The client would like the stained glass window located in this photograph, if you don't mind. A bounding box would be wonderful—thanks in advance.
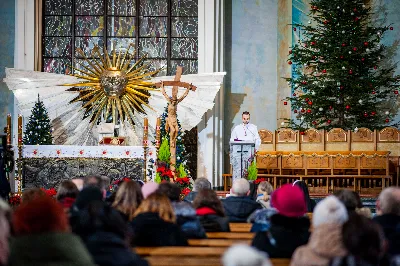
[42,0,198,76]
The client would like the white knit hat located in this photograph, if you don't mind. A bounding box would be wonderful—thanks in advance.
[313,196,349,227]
[222,244,272,266]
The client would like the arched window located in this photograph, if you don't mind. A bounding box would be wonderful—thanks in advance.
[42,0,198,76]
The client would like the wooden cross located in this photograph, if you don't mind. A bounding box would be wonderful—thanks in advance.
[155,66,196,177]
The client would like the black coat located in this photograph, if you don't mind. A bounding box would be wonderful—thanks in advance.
[130,212,188,247]
[85,231,148,266]
[373,214,400,256]
[251,214,310,258]
[198,214,230,232]
[222,196,262,222]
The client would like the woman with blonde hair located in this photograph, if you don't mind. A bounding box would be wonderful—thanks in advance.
[112,180,143,221]
[256,181,273,208]
[130,193,188,247]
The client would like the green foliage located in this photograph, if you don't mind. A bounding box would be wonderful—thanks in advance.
[23,95,53,145]
[247,160,258,181]
[177,164,188,178]
[155,172,162,184]
[284,0,400,131]
[158,137,171,163]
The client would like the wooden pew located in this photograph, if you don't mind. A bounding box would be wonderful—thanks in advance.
[229,223,252,232]
[188,239,251,247]
[206,232,255,239]
[135,246,290,266]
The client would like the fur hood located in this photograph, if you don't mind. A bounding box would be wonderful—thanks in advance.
[291,223,347,266]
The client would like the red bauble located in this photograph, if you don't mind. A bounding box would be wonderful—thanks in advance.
[294,27,297,31]
[361,58,365,61]
[327,120,331,124]
[294,110,298,113]
[289,50,292,54]
[364,112,368,117]
[340,86,344,90]
[364,42,369,46]
[301,81,307,85]
[288,61,293,65]
[390,27,394,30]
[311,41,316,45]
[349,69,353,74]
[340,55,344,59]
[329,106,333,110]
[355,17,359,21]
[312,56,316,59]
[371,112,376,116]
[374,66,377,69]
[305,98,309,102]
[385,118,390,123]
[293,93,296,96]
[324,20,328,24]
[312,121,317,125]
[342,43,346,47]
[353,8,357,11]
[301,109,305,113]
[353,47,357,51]
[322,69,327,73]
[283,101,288,105]
[307,109,311,113]
[300,131,305,135]
[372,91,376,94]
[308,101,313,105]
[394,90,399,94]
[346,105,350,109]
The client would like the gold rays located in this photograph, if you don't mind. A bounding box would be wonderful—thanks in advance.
[63,43,162,128]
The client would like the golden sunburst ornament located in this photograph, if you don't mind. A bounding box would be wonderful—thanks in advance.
[63,43,161,127]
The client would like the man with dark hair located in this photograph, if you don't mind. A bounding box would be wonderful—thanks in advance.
[230,111,261,150]
[157,182,206,239]
[373,187,400,256]
[184,177,211,203]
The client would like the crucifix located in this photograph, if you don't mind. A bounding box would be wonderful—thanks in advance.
[155,66,196,177]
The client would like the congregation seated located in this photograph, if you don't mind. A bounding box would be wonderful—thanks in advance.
[252,184,310,258]
[223,178,262,222]
[291,196,348,266]
[74,200,148,266]
[255,181,273,208]
[157,182,206,239]
[184,177,211,203]
[9,195,96,266]
[0,198,10,266]
[56,180,79,211]
[130,193,189,246]
[193,188,230,232]
[111,180,143,222]
[373,187,400,257]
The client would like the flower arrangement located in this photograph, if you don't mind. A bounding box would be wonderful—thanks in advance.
[41,188,57,197]
[8,194,21,207]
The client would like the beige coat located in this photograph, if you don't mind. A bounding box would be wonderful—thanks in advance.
[290,223,347,266]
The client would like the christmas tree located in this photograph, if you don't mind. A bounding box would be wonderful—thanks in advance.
[23,95,53,145]
[284,0,400,131]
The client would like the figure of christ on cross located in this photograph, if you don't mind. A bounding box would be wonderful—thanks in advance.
[156,66,196,177]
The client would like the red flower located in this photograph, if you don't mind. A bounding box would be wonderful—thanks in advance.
[9,195,21,206]
[181,187,191,196]
[41,188,57,197]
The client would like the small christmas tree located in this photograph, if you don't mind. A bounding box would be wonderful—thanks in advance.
[23,95,53,145]
[284,0,400,131]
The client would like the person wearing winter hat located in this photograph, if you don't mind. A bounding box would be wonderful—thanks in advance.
[291,196,349,266]
[8,195,96,266]
[141,182,159,199]
[252,184,310,258]
[222,244,272,266]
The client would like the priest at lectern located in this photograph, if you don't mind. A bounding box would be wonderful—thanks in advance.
[230,111,261,150]
[229,111,261,181]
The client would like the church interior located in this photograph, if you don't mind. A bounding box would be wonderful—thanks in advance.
[0,0,400,265]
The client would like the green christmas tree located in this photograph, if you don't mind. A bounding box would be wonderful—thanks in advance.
[23,95,53,145]
[284,0,400,131]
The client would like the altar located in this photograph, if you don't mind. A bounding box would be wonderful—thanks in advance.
[22,145,156,189]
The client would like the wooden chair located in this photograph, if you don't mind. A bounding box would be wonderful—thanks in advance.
[229,223,252,232]
[206,232,255,239]
[188,239,251,247]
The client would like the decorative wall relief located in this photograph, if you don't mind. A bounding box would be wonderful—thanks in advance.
[302,128,321,143]
[379,127,400,142]
[277,129,297,143]
[259,129,273,143]
[352,128,374,142]
[326,128,347,142]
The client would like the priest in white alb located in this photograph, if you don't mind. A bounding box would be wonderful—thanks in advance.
[229,111,261,180]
